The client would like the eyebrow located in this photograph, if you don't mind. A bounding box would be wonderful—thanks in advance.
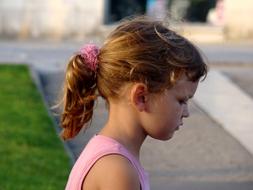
[187,95,194,99]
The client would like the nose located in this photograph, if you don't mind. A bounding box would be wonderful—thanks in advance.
[182,104,189,118]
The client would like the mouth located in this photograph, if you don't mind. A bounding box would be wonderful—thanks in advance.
[175,123,183,131]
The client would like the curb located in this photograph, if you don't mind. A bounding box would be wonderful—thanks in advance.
[28,64,75,165]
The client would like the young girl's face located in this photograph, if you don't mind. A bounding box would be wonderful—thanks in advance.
[142,74,199,140]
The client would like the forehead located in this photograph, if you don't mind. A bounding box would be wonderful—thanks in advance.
[171,75,199,97]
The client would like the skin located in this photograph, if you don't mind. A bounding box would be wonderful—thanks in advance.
[82,73,199,190]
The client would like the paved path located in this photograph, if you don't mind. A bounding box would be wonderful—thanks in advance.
[199,43,253,64]
[1,40,253,190]
[195,70,253,156]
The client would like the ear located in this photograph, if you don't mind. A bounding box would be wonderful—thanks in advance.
[130,83,148,112]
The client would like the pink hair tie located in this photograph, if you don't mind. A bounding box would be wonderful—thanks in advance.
[79,44,99,71]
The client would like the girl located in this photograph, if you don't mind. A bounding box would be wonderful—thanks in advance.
[61,17,207,190]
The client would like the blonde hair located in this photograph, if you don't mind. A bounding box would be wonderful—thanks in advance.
[60,17,208,140]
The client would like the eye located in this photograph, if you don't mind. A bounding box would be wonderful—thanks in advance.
[178,99,188,105]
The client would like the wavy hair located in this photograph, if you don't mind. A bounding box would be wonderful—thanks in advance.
[60,16,208,140]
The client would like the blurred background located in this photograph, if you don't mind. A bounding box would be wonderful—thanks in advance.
[0,0,252,42]
[1,0,253,190]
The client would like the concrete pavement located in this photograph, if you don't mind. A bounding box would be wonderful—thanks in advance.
[1,40,253,190]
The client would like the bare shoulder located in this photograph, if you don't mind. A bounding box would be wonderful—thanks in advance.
[82,154,140,190]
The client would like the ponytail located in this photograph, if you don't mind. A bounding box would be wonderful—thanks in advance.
[61,44,99,140]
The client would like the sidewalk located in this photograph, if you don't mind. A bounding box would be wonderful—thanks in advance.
[1,40,253,190]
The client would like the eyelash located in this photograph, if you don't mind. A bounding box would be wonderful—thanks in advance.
[179,99,188,104]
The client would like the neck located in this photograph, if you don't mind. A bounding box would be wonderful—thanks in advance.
[99,101,147,159]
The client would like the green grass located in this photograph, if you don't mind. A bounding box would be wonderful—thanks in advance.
[0,65,71,190]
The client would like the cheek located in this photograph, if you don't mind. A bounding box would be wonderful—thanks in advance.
[170,104,184,123]
[170,101,182,115]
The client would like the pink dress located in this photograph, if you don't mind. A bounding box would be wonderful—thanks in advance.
[65,135,150,190]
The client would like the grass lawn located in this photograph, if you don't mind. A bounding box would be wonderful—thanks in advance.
[0,65,71,190]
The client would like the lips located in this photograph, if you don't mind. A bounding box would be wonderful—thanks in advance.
[175,123,183,131]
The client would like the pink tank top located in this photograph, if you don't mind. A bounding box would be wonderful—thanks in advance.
[65,135,150,190]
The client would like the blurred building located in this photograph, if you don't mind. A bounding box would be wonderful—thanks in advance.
[223,0,253,40]
[0,0,252,41]
[0,0,105,40]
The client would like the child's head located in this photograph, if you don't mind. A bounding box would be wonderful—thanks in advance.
[61,17,208,140]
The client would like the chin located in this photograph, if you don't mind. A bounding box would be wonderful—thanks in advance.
[151,132,174,141]
[164,134,174,141]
